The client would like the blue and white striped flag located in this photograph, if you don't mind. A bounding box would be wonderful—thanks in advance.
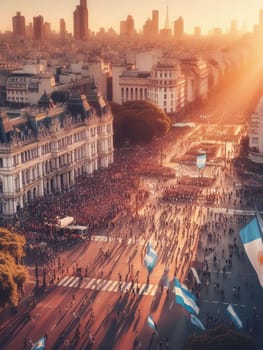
[144,242,158,273]
[147,314,159,335]
[190,314,206,331]
[174,278,199,315]
[226,304,243,329]
[31,336,46,350]
[196,153,206,169]
[239,216,263,288]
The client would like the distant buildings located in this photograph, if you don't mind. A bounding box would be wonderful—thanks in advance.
[120,15,136,38]
[33,15,44,41]
[60,19,66,39]
[73,0,89,40]
[12,12,26,39]
[249,97,263,164]
[174,16,184,40]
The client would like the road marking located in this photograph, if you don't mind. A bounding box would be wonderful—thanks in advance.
[202,300,248,307]
[68,277,79,288]
[57,275,168,297]
[63,276,76,286]
[169,300,174,310]
[58,275,71,286]
[150,285,158,296]
[84,278,96,289]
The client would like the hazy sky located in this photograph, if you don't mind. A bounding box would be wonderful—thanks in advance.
[0,0,262,34]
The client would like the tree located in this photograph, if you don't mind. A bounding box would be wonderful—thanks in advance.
[111,100,171,147]
[182,324,256,350]
[0,228,27,307]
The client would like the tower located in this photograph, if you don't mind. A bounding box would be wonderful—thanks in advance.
[164,5,170,29]
[174,16,184,39]
[12,12,26,39]
[152,10,159,36]
[73,0,89,40]
[60,19,66,38]
[33,15,44,41]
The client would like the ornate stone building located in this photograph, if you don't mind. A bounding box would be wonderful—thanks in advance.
[0,92,114,218]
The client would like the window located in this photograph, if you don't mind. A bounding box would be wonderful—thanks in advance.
[0,179,3,193]
[0,158,3,168]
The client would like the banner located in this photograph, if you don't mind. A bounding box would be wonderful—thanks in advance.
[190,314,206,331]
[144,242,158,273]
[226,304,243,329]
[196,153,206,169]
[174,278,199,315]
[147,314,159,335]
[239,216,263,288]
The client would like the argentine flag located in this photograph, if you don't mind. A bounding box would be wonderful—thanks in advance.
[226,304,243,329]
[196,153,206,169]
[174,278,199,315]
[147,314,159,335]
[31,336,46,350]
[144,242,158,273]
[239,216,263,288]
[190,314,206,331]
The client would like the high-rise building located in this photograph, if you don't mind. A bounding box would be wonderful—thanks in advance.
[174,16,184,39]
[60,19,66,38]
[120,15,135,38]
[230,20,238,35]
[43,22,51,38]
[194,26,201,37]
[152,10,159,36]
[73,0,89,40]
[126,15,135,37]
[33,15,44,40]
[12,12,26,39]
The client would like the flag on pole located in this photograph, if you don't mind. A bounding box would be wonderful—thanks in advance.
[196,153,206,169]
[144,242,158,273]
[190,314,206,331]
[147,314,159,335]
[31,336,46,350]
[174,278,199,315]
[239,216,263,288]
[226,304,243,329]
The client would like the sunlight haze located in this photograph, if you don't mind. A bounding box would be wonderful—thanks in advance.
[0,0,262,34]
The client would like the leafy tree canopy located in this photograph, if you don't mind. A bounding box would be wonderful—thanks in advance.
[182,324,256,350]
[0,228,27,307]
[111,100,171,147]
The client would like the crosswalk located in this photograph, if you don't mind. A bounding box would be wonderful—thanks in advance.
[90,235,146,245]
[57,275,158,296]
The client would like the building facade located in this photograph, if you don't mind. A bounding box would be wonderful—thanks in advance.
[249,96,263,164]
[0,93,114,218]
[12,12,26,39]
[73,0,89,40]
[148,61,185,113]
[33,15,44,41]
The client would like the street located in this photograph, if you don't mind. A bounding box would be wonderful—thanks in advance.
[1,65,263,350]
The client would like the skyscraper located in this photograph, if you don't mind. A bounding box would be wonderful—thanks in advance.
[73,0,89,40]
[174,16,184,39]
[33,15,44,41]
[60,19,66,38]
[152,10,159,36]
[12,12,26,39]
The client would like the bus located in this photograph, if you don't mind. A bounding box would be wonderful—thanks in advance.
[63,225,89,240]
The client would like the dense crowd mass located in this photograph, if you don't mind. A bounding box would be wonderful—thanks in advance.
[16,140,166,239]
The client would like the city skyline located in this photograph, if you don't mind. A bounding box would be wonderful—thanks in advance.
[0,0,263,35]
